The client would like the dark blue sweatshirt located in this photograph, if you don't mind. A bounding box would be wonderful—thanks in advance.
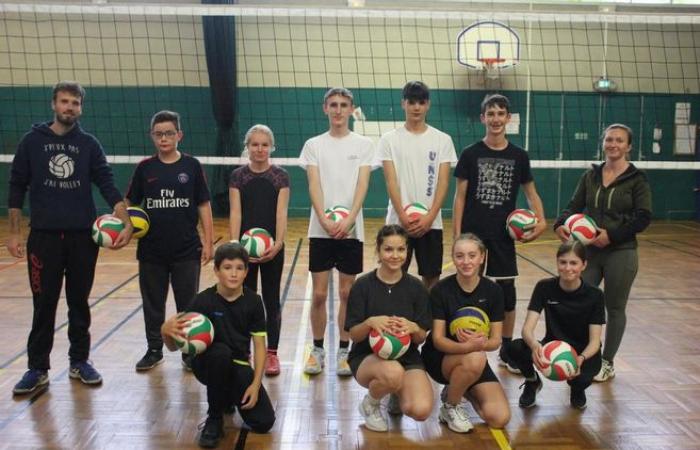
[8,121,123,231]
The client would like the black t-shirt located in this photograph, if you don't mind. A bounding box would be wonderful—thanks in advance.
[229,165,289,240]
[454,141,534,240]
[528,277,605,353]
[345,270,431,363]
[189,286,266,362]
[126,153,210,263]
[429,275,504,343]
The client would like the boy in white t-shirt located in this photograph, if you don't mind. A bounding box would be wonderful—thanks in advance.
[377,81,457,289]
[298,87,374,377]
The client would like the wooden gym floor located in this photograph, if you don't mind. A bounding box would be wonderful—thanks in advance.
[0,218,699,450]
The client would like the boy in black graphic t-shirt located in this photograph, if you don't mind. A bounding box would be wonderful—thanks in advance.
[127,110,214,371]
[452,94,547,373]
[161,243,275,448]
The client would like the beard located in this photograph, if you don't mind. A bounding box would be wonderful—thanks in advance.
[55,113,78,127]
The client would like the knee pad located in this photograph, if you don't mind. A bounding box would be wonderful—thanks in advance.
[496,279,516,312]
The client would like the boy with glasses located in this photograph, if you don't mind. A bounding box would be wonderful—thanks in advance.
[126,110,214,371]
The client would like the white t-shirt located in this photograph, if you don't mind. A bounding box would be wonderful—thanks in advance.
[377,125,457,230]
[299,131,374,241]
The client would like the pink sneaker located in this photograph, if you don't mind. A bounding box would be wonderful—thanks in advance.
[265,352,281,376]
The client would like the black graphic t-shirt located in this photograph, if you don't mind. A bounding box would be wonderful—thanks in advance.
[454,141,533,240]
[229,165,289,240]
[126,153,210,263]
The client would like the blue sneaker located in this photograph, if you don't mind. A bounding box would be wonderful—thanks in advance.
[69,361,103,385]
[13,369,49,395]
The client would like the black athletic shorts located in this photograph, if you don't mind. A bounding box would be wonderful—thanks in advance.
[348,348,425,378]
[483,238,518,278]
[309,238,363,275]
[403,229,443,277]
[421,338,499,387]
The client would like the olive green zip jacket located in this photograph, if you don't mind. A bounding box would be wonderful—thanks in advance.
[554,163,652,250]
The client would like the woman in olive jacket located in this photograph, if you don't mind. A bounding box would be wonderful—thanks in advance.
[553,123,652,382]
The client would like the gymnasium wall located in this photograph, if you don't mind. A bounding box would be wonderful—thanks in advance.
[0,11,697,219]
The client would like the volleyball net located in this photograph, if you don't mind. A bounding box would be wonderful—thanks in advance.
[0,3,698,216]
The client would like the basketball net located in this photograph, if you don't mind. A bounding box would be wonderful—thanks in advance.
[480,58,504,80]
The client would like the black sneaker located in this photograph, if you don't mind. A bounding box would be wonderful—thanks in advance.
[135,350,164,371]
[570,389,587,410]
[198,416,224,448]
[13,369,49,395]
[518,373,543,408]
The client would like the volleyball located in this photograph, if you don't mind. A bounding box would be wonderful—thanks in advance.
[324,205,350,222]
[539,340,579,381]
[240,227,274,258]
[506,208,538,241]
[172,312,215,355]
[324,205,355,232]
[127,206,150,239]
[91,214,125,247]
[368,329,411,360]
[564,214,599,245]
[48,153,75,179]
[449,306,490,336]
[403,202,429,221]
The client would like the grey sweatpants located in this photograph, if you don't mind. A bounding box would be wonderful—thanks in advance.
[582,246,638,362]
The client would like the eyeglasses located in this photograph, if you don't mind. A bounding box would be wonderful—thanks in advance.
[150,130,178,139]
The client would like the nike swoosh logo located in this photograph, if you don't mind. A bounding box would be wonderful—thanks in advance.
[147,177,158,183]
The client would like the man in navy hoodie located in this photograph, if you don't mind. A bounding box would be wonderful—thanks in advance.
[6,81,133,395]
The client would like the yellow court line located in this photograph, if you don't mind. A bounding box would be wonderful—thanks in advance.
[490,428,513,450]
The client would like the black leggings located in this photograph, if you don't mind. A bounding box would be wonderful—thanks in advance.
[26,230,98,370]
[244,247,284,350]
[507,339,601,392]
[192,342,275,433]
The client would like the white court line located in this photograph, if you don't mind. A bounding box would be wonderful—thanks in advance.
[279,272,313,439]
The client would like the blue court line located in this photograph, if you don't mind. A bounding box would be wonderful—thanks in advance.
[280,238,303,309]
[516,252,556,277]
[0,303,143,433]
[0,272,140,371]
[648,239,700,258]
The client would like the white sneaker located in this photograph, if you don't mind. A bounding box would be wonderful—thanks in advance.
[359,395,388,432]
[387,393,402,416]
[593,359,615,382]
[336,348,352,377]
[439,402,474,433]
[304,346,325,375]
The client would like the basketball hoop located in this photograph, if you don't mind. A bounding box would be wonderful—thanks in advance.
[480,58,505,80]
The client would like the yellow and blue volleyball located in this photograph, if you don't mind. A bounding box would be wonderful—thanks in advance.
[539,340,579,381]
[240,228,274,258]
[127,206,150,239]
[449,306,490,336]
[368,329,411,360]
[91,214,125,247]
[172,312,215,355]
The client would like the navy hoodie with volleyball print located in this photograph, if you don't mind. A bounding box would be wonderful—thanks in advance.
[8,122,123,231]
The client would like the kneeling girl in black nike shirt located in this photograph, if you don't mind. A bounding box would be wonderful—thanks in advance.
[508,241,605,410]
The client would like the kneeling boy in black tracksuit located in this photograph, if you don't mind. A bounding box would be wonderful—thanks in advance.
[161,242,275,448]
